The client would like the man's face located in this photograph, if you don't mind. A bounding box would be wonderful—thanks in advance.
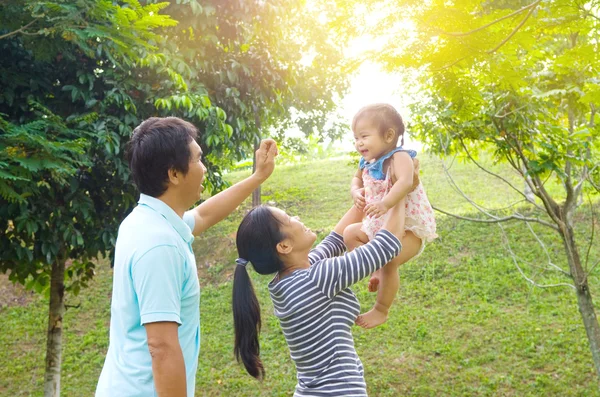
[181,140,207,204]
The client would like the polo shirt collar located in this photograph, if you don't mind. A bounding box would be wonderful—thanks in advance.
[138,194,194,244]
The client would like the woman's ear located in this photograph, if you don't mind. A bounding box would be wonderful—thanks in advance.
[276,238,293,255]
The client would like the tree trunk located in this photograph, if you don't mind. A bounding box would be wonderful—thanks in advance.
[44,259,66,397]
[252,139,261,207]
[560,223,600,379]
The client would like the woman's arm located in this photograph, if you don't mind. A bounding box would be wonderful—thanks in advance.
[308,206,363,263]
[308,230,401,298]
[309,201,405,297]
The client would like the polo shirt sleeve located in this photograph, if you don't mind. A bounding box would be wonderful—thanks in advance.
[131,245,185,325]
[183,210,196,233]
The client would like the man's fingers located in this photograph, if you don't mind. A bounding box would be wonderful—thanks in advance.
[260,139,276,153]
[269,140,278,157]
[257,139,278,163]
[259,138,275,150]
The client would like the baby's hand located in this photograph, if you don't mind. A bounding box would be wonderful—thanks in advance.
[365,200,389,218]
[352,188,366,210]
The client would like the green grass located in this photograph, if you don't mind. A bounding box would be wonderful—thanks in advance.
[1,154,599,396]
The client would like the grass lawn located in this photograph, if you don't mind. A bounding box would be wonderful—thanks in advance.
[1,154,599,396]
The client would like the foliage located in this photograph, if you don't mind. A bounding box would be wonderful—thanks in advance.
[349,0,600,195]
[139,0,349,190]
[334,0,600,378]
[0,0,350,294]
[0,0,177,293]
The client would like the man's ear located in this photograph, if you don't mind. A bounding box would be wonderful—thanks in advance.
[167,168,181,186]
[276,238,293,255]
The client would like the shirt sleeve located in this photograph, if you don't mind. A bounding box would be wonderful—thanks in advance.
[308,232,346,264]
[308,230,401,298]
[132,245,186,325]
[183,210,195,232]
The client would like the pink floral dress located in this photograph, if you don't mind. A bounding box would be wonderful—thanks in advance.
[361,155,437,246]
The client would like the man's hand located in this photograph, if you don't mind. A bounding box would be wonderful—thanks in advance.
[364,200,389,218]
[351,188,366,210]
[253,139,278,182]
[190,139,277,236]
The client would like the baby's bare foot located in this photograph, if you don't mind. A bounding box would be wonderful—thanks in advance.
[356,306,388,329]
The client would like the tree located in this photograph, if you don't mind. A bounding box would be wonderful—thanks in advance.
[336,0,600,379]
[0,1,178,395]
[1,1,351,395]
[144,0,349,203]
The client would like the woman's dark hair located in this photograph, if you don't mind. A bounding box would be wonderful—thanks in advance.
[232,206,286,380]
[126,117,198,197]
[352,103,406,146]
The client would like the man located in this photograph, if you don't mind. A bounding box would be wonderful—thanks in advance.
[96,117,277,396]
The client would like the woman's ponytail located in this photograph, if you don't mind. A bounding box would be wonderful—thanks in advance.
[232,260,264,379]
[232,205,286,380]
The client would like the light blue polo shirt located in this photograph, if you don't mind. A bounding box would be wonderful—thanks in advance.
[96,194,200,397]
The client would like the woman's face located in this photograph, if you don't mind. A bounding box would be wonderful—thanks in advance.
[269,207,317,252]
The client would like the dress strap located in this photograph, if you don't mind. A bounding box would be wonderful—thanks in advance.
[359,146,417,180]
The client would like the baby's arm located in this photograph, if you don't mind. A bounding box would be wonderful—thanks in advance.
[364,152,416,218]
[350,168,366,210]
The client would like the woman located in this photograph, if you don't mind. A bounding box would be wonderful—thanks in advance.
[232,196,407,396]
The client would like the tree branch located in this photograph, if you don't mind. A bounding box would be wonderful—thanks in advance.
[438,1,543,37]
[437,149,558,229]
[458,137,545,211]
[499,223,576,290]
[589,175,600,193]
[508,134,563,225]
[585,259,600,285]
[494,104,529,118]
[584,193,596,271]
[431,56,468,71]
[563,107,578,217]
[432,205,558,230]
[525,222,571,276]
[577,104,597,195]
[487,0,541,54]
[0,19,40,40]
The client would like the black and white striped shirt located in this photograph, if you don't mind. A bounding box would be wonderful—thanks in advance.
[268,230,401,396]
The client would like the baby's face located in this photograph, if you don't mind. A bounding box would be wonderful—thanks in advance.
[353,118,391,162]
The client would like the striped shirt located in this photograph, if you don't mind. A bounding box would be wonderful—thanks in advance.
[268,230,401,396]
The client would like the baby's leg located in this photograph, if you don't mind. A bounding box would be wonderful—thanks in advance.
[343,222,369,252]
[356,230,423,329]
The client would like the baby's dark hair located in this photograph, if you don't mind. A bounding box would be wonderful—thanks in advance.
[352,103,405,146]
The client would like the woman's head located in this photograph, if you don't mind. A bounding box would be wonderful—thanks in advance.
[237,206,317,269]
[352,104,406,162]
[232,206,316,380]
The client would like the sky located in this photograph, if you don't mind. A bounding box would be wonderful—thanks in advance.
[338,61,422,152]
[328,16,423,153]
